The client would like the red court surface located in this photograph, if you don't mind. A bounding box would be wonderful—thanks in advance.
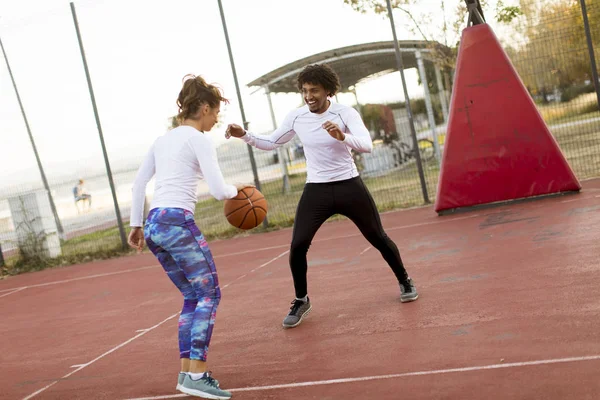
[1,179,600,400]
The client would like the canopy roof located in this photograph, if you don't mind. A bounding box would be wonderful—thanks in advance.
[247,40,447,93]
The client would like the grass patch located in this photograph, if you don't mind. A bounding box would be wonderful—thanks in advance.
[550,118,600,179]
[2,104,598,277]
[0,224,136,278]
[538,93,599,123]
[2,244,133,277]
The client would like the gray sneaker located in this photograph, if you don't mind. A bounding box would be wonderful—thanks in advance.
[400,278,418,303]
[179,372,231,399]
[282,298,312,328]
[176,372,186,391]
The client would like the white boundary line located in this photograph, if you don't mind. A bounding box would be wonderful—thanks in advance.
[20,250,291,400]
[221,251,289,290]
[0,265,159,296]
[122,354,600,400]
[2,214,480,297]
[0,287,26,298]
[22,312,180,400]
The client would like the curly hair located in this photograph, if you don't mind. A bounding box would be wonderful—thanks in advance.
[176,74,229,122]
[296,64,341,97]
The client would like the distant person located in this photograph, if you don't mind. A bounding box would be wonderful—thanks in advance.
[73,179,92,211]
[128,74,244,399]
[226,64,418,330]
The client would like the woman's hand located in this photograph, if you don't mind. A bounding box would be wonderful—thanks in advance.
[128,227,145,252]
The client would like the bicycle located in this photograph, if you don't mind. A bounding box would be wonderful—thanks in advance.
[389,138,436,166]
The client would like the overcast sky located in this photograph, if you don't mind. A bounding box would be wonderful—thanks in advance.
[0,0,514,188]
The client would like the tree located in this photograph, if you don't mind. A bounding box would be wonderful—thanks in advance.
[508,0,599,100]
[342,0,523,69]
[361,104,398,140]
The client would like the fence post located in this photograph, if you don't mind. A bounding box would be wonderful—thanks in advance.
[0,35,65,240]
[385,0,430,204]
[70,2,128,249]
[217,0,267,227]
[415,50,442,162]
[579,0,600,110]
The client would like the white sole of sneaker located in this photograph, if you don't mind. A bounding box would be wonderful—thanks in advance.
[401,294,419,303]
[178,386,231,400]
[282,304,312,329]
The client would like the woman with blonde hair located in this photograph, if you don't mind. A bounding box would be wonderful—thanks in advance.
[128,74,241,399]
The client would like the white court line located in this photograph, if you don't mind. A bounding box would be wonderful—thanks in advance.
[360,246,372,255]
[21,251,290,399]
[221,251,289,289]
[0,265,159,296]
[316,213,481,244]
[0,287,26,298]
[3,214,481,296]
[22,312,180,400]
[213,213,482,259]
[122,354,600,400]
[214,244,290,259]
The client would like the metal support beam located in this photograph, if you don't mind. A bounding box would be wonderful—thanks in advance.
[385,0,429,204]
[434,64,449,123]
[416,50,442,162]
[0,34,65,240]
[264,85,290,194]
[465,0,486,26]
[579,0,600,111]
[70,2,127,249]
[217,0,267,227]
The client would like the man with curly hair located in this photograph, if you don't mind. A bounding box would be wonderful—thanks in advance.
[226,64,418,329]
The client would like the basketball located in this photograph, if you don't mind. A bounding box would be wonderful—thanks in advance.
[224,186,268,230]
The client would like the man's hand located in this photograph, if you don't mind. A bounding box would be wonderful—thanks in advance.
[225,124,246,139]
[322,121,345,141]
[128,227,145,252]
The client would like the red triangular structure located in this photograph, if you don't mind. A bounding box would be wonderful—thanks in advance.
[434,24,581,214]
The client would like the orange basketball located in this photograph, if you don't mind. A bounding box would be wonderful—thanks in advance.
[224,187,268,230]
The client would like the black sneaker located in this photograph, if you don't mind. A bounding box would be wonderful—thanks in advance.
[400,278,418,302]
[282,298,312,328]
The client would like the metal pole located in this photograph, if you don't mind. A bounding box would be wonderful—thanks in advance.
[264,85,291,194]
[217,0,267,227]
[385,0,430,203]
[351,87,362,118]
[416,50,442,162]
[434,64,449,122]
[0,34,65,238]
[444,70,452,111]
[579,0,600,110]
[70,2,127,249]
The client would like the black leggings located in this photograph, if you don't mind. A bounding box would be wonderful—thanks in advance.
[289,176,409,298]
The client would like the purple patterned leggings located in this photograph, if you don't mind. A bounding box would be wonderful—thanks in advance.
[144,208,221,361]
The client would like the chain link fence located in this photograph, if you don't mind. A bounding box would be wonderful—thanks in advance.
[1,0,599,275]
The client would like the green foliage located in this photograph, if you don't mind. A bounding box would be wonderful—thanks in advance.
[510,0,600,96]
[360,104,398,138]
[496,1,523,23]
